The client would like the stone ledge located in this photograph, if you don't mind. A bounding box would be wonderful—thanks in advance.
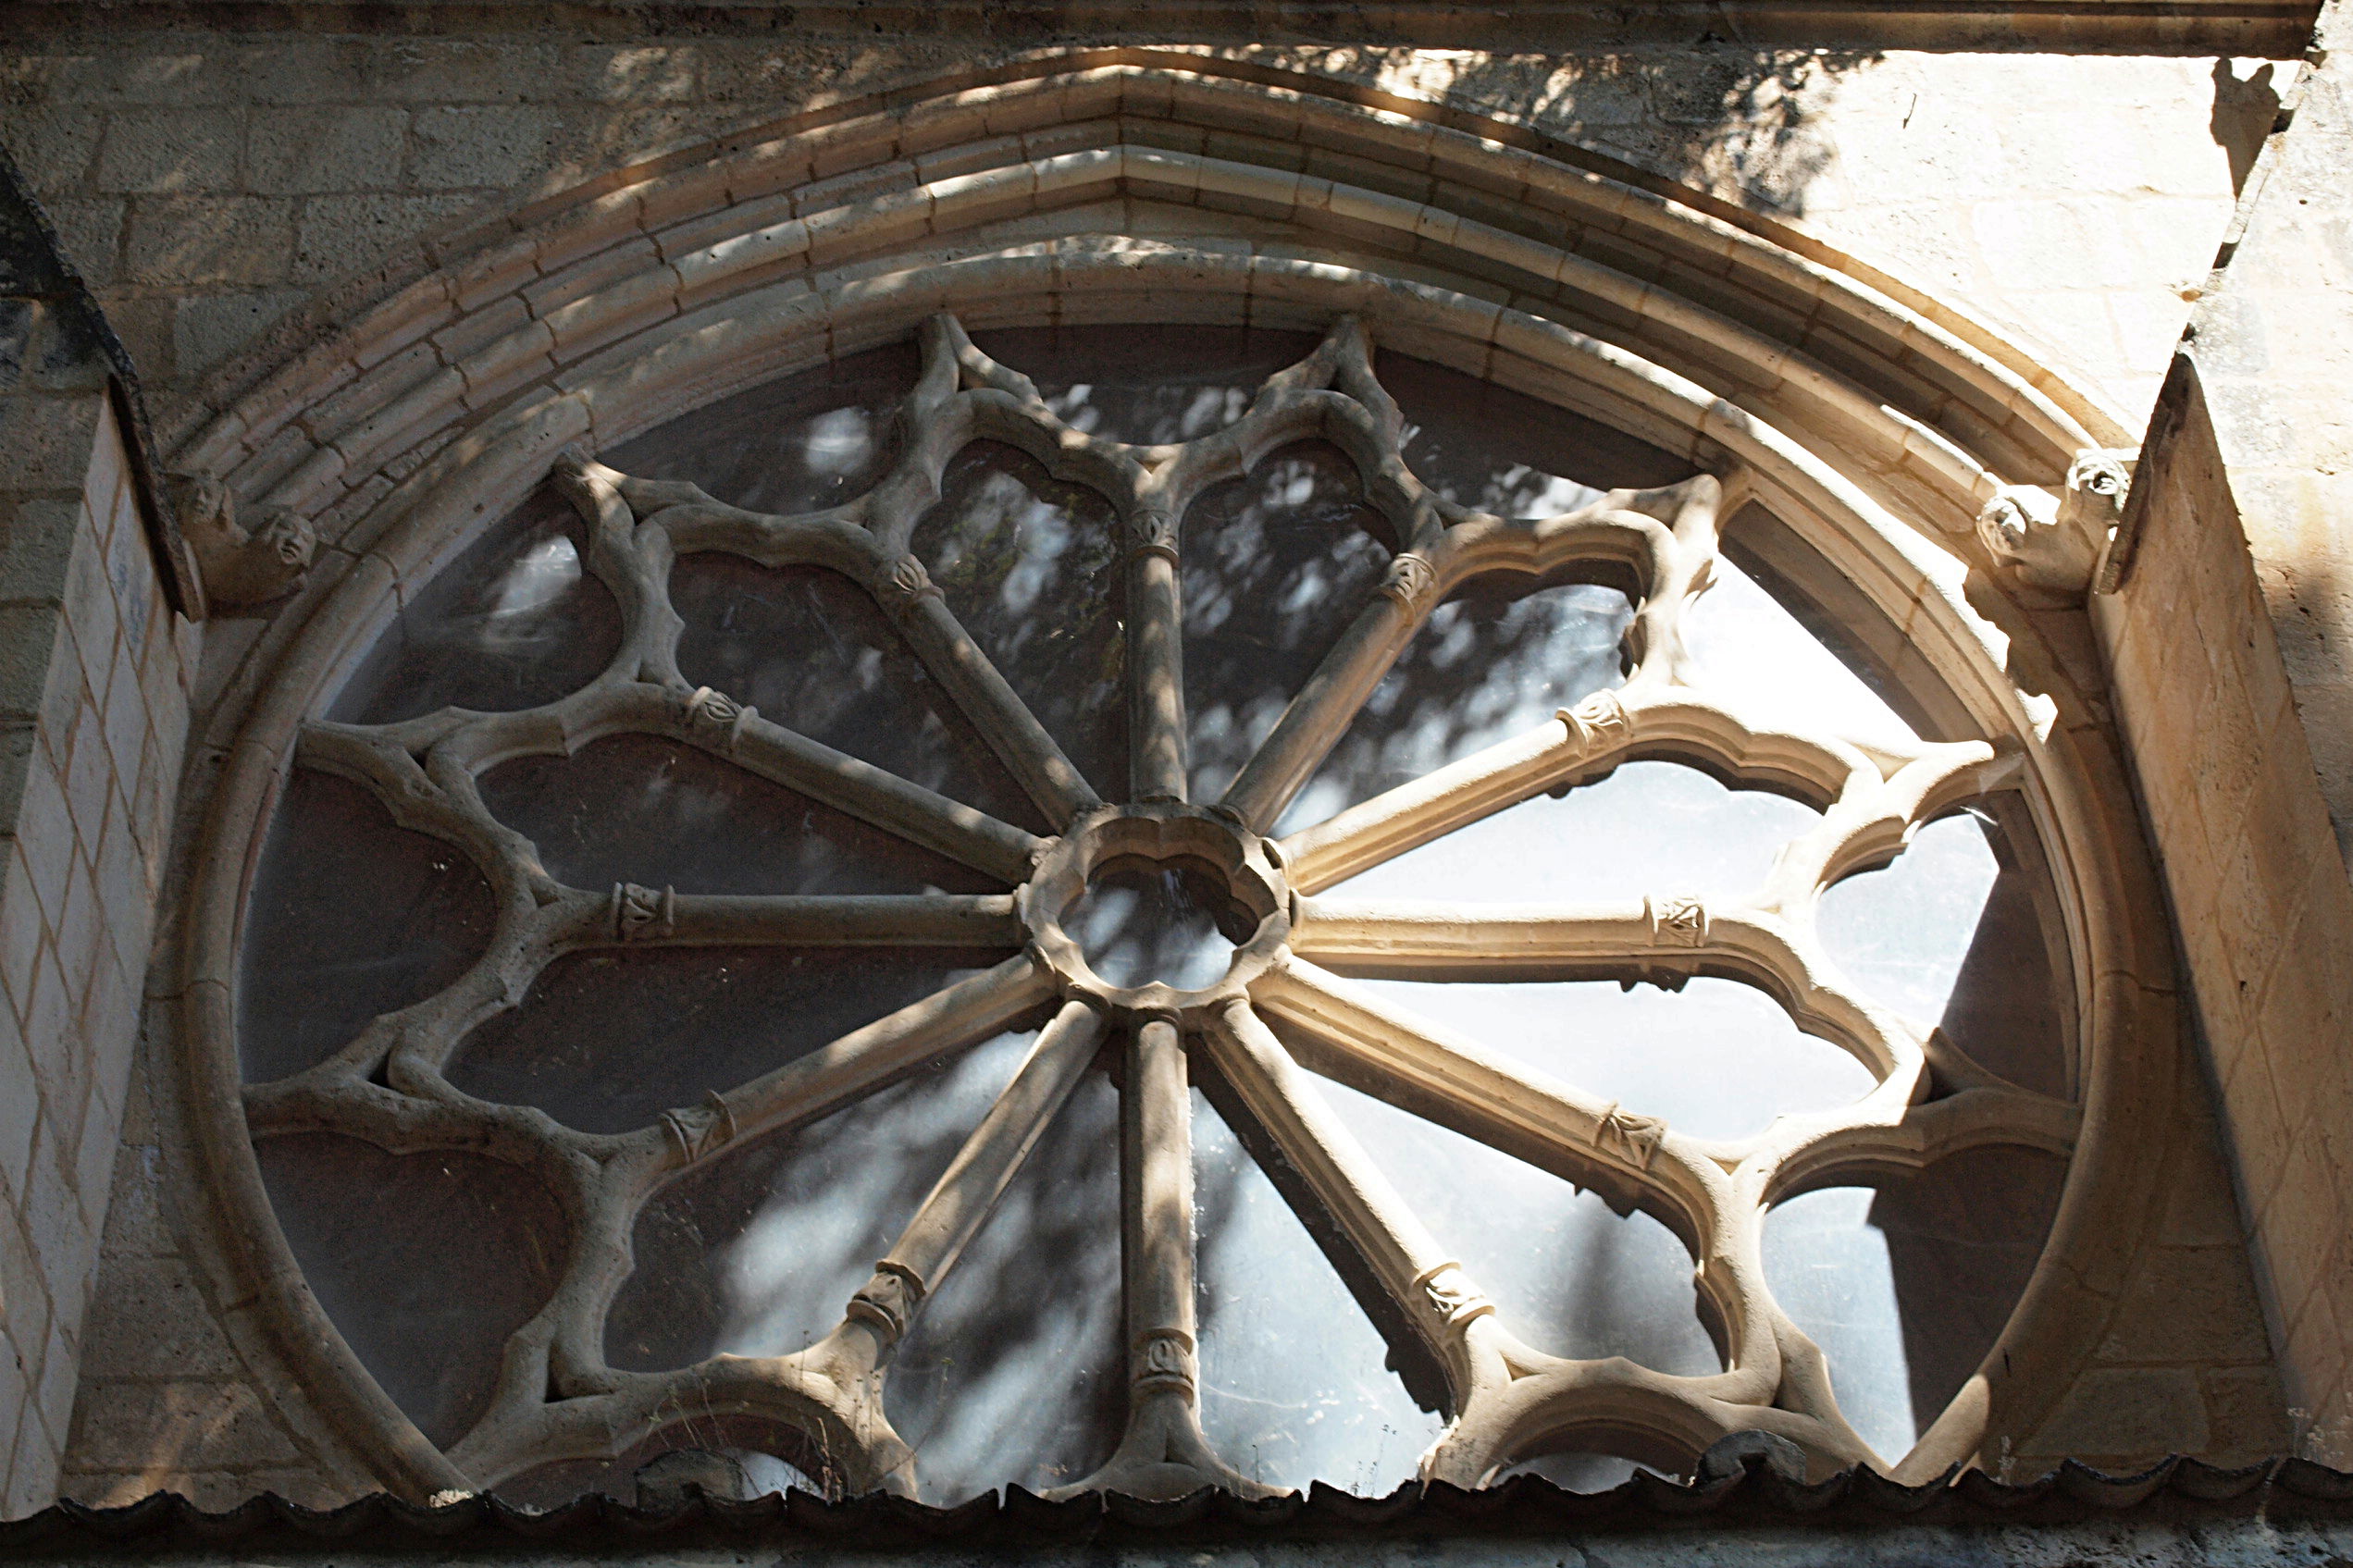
[0,0,2321,54]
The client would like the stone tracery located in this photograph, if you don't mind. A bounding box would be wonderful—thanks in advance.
[235,310,2079,1500]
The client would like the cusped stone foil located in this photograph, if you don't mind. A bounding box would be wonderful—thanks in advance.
[217,313,2091,1506]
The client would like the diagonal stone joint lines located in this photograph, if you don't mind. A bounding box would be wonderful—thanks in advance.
[237,313,2074,1504]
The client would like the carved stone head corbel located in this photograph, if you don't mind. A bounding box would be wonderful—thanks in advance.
[1974,448,2136,599]
[166,473,316,615]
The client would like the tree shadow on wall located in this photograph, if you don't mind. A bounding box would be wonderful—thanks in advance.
[1251,46,1888,220]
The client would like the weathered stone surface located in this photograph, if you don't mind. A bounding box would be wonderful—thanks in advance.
[63,1377,301,1473]
[2019,1367,2212,1458]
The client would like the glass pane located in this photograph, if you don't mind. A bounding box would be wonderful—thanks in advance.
[1683,551,1919,750]
[1494,1451,1648,1490]
[1184,441,1393,800]
[499,1431,817,1508]
[1350,978,1876,1144]
[256,1132,566,1449]
[970,325,1320,446]
[608,1028,1037,1373]
[1192,1083,1444,1496]
[885,1064,1125,1502]
[1310,1072,1721,1377]
[240,768,497,1084]
[911,441,1127,800]
[477,734,1001,895]
[673,554,1040,830]
[1378,352,1696,517]
[1326,761,1820,905]
[1820,802,2072,1098]
[605,342,915,513]
[1276,576,1633,835]
[451,947,1013,1135]
[1764,1147,2066,1466]
[330,487,622,726]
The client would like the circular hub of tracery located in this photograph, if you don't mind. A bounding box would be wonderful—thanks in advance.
[1023,804,1291,1022]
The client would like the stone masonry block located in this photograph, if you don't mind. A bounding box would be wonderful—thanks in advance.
[0,1011,37,1199]
[0,732,38,868]
[92,108,242,196]
[33,200,126,290]
[0,500,81,611]
[2205,1363,2297,1458]
[0,1320,31,1480]
[2102,1244,2277,1365]
[68,1253,237,1382]
[0,606,65,726]
[410,106,556,191]
[354,38,559,104]
[2020,1365,2212,1459]
[65,1379,302,1472]
[122,197,294,288]
[0,395,104,496]
[12,762,68,932]
[0,108,105,194]
[291,192,477,288]
[0,845,43,1030]
[170,290,307,377]
[95,1141,166,1262]
[24,1130,97,1315]
[242,106,406,196]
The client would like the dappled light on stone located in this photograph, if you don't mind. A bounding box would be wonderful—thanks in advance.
[230,310,2087,1507]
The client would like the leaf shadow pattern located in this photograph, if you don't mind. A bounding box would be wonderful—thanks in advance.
[1256,46,1887,220]
[1183,440,1396,801]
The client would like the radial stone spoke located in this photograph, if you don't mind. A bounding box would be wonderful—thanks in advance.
[718,954,1055,1150]
[1278,714,1601,894]
[1198,999,1489,1404]
[835,999,1107,1352]
[599,892,1022,948]
[722,710,1042,883]
[1220,593,1419,833]
[1127,527,1189,802]
[1046,1018,1277,1500]
[1289,895,1657,977]
[1253,959,1695,1205]
[893,593,1101,827]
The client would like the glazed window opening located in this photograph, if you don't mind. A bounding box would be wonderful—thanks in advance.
[233,315,2077,1505]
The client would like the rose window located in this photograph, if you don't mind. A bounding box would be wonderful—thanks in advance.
[237,316,2077,1503]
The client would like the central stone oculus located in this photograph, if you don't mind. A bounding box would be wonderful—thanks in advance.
[1022,804,1292,1019]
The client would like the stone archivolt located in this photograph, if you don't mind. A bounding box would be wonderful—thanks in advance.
[163,53,2190,1507]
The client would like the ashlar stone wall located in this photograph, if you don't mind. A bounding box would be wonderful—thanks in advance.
[0,30,2285,447]
[0,362,199,1515]
[2090,0,2353,1464]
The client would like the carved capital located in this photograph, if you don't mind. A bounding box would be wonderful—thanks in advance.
[683,685,753,751]
[1646,894,1708,946]
[167,472,316,616]
[847,1261,926,1343]
[1975,449,2134,598]
[1415,1263,1496,1327]
[1596,1101,1667,1169]
[1379,551,1438,613]
[611,882,675,941]
[1127,509,1180,563]
[661,1090,737,1166]
[1558,689,1629,754]
[1133,1327,1196,1395]
[882,554,942,610]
